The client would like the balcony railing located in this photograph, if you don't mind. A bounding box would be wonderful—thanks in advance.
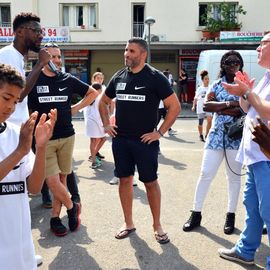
[133,22,144,37]
[0,22,11,27]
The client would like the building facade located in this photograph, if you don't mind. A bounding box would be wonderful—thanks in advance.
[0,0,269,100]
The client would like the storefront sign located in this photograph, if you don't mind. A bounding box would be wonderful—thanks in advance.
[0,27,13,42]
[42,27,70,42]
[0,26,70,42]
[220,31,263,42]
[180,49,203,56]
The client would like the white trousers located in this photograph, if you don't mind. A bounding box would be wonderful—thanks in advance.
[193,149,242,213]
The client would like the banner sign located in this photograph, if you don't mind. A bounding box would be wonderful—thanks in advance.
[220,31,264,42]
[0,26,70,42]
[42,27,70,42]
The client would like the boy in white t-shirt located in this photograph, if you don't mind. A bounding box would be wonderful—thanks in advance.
[0,64,57,270]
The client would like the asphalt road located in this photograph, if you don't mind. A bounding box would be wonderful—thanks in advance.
[31,118,269,270]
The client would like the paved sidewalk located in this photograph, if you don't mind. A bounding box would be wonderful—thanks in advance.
[31,119,268,270]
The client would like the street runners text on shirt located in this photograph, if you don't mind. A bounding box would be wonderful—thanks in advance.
[116,94,145,102]
[38,96,68,103]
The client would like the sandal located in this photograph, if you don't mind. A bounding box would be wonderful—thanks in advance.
[154,232,170,244]
[115,228,136,239]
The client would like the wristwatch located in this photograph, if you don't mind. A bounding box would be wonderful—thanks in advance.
[242,89,251,100]
[225,101,230,108]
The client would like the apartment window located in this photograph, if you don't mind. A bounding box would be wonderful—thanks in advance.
[0,5,11,27]
[61,3,98,29]
[199,2,237,26]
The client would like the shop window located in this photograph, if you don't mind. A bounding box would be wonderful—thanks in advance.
[61,3,98,29]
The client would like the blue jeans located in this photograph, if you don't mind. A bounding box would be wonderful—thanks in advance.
[234,161,270,266]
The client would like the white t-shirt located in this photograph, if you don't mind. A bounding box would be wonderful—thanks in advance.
[83,89,106,138]
[0,123,36,270]
[0,44,29,126]
[195,85,209,114]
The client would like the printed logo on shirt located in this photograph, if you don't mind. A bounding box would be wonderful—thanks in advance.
[134,86,146,90]
[37,86,49,93]
[116,94,145,102]
[116,83,126,91]
[13,162,24,170]
[38,96,68,103]
[0,181,25,195]
[59,87,68,92]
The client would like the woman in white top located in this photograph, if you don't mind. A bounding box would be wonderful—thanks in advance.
[83,72,107,169]
[192,70,213,142]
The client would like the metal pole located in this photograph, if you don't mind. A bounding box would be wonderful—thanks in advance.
[147,23,151,64]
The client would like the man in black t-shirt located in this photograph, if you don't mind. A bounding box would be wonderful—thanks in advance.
[28,43,98,236]
[99,37,181,244]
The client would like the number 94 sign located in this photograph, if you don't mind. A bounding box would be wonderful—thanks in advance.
[42,26,70,42]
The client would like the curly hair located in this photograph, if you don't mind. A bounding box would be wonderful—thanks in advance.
[200,70,208,81]
[13,12,40,31]
[219,50,244,78]
[0,64,25,89]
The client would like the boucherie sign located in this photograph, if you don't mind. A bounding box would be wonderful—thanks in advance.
[220,31,264,42]
[0,26,70,42]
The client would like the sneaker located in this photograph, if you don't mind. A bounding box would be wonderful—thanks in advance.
[67,202,81,232]
[35,254,43,267]
[91,162,99,169]
[262,225,267,235]
[89,156,101,161]
[218,248,254,265]
[109,176,119,185]
[50,217,68,237]
[168,129,177,136]
[224,212,235,235]
[91,158,102,169]
[183,211,202,232]
[199,134,205,142]
[71,195,82,210]
[96,152,105,159]
[91,161,102,169]
[109,177,137,186]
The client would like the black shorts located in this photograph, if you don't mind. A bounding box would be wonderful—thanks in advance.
[112,136,159,183]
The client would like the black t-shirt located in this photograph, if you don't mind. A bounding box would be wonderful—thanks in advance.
[105,64,173,138]
[28,72,89,139]
[179,71,188,86]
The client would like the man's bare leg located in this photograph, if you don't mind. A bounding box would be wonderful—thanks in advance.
[116,175,135,238]
[144,179,169,243]
[46,173,73,217]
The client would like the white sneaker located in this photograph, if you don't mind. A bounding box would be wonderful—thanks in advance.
[109,177,119,185]
[168,129,177,136]
[35,254,43,267]
[109,177,138,186]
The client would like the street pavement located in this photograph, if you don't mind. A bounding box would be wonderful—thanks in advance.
[31,118,269,270]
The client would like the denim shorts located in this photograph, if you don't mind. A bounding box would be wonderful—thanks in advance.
[112,136,159,183]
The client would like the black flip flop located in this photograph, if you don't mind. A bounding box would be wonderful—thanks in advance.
[115,228,136,239]
[155,233,170,244]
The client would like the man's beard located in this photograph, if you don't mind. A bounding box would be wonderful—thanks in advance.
[29,44,41,53]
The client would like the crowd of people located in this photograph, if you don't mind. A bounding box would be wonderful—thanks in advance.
[1,11,270,270]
